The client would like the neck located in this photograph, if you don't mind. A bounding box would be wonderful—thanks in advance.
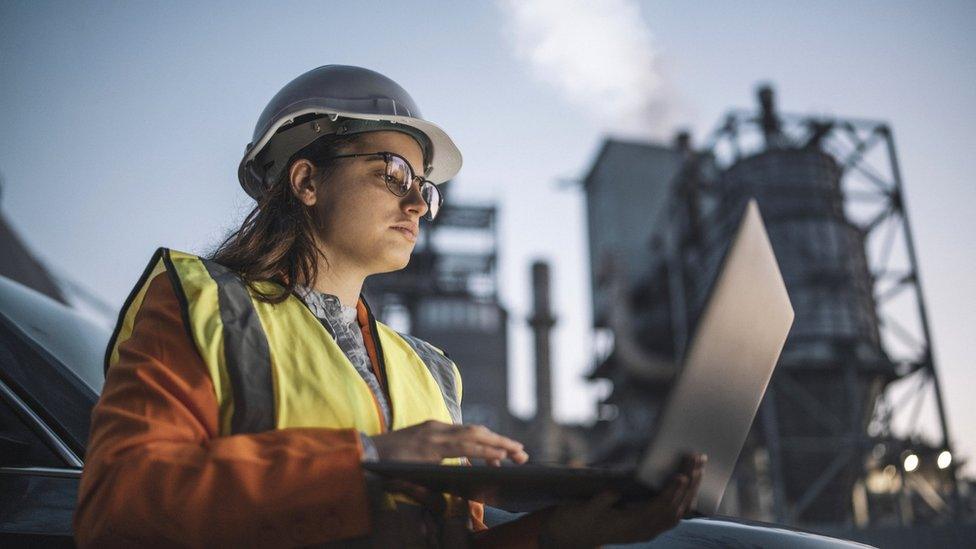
[308,242,366,308]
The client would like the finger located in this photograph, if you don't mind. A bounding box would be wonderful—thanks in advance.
[620,470,695,539]
[678,456,707,516]
[632,473,685,516]
[441,426,528,463]
[669,474,689,510]
[487,458,502,467]
[421,419,453,431]
[661,472,686,504]
[451,441,509,461]
[451,424,526,456]
[646,502,683,538]
[641,476,689,536]
[611,477,686,538]
[471,431,527,461]
[679,453,697,475]
[678,457,703,500]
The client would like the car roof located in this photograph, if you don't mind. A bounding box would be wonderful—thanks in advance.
[652,517,873,548]
[0,275,109,394]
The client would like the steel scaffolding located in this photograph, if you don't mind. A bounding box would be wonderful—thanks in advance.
[671,85,960,525]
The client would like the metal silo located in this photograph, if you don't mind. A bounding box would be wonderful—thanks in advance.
[720,149,883,363]
[698,147,891,523]
[583,84,960,531]
[675,85,959,527]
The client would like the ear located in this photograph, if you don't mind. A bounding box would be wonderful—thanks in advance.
[289,159,319,207]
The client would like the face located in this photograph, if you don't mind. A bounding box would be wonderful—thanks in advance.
[289,130,429,276]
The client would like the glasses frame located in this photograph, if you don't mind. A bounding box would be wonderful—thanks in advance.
[324,151,443,221]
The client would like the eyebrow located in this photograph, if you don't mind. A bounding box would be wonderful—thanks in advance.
[367,153,419,174]
[358,151,420,174]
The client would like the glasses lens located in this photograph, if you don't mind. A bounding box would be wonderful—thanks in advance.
[421,182,441,220]
[385,155,411,196]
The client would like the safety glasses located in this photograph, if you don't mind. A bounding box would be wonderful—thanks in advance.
[325,151,443,221]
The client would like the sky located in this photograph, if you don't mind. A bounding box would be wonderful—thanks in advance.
[1,1,974,472]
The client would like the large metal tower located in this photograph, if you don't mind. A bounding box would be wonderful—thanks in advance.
[676,85,959,525]
[583,85,960,529]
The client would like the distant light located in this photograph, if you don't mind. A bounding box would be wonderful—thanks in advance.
[866,468,894,493]
[938,450,952,470]
[904,453,919,472]
[872,443,887,460]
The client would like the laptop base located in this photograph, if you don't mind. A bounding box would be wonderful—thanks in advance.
[364,462,657,512]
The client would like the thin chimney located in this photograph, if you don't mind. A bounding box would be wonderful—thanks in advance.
[530,260,558,460]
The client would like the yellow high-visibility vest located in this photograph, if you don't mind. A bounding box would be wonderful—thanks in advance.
[106,248,463,452]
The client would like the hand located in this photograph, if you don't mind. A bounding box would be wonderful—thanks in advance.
[370,420,529,466]
[539,454,706,548]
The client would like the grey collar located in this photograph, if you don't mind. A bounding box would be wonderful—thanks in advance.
[295,287,358,325]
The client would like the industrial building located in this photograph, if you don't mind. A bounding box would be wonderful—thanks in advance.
[582,85,967,536]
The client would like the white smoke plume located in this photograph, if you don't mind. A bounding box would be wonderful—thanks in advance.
[497,0,675,138]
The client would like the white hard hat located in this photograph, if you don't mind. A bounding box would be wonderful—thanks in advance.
[239,65,462,200]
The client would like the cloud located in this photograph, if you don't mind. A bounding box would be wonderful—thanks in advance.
[497,0,675,138]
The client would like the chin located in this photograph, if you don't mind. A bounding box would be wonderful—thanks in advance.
[376,252,412,274]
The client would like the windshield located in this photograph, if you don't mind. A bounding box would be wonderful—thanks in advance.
[0,275,110,394]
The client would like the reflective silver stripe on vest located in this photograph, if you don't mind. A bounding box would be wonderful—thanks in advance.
[398,334,463,425]
[200,259,275,434]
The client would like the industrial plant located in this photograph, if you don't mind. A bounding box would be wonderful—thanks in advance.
[580,85,971,544]
[292,84,975,542]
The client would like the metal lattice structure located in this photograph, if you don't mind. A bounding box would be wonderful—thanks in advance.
[583,85,961,530]
[676,85,960,526]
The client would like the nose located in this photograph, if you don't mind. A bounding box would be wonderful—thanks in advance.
[401,180,428,218]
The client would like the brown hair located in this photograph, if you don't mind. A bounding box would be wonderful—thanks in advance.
[210,132,365,303]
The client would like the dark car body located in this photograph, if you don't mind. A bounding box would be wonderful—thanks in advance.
[0,274,870,547]
[0,274,106,545]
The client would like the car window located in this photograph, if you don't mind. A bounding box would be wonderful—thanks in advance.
[0,394,64,468]
[0,276,109,395]
[0,314,95,458]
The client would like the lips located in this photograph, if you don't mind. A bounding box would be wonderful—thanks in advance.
[390,224,418,242]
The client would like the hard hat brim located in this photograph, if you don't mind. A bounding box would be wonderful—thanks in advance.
[238,108,462,200]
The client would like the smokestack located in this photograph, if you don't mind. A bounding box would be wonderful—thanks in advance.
[757,83,782,148]
[673,129,692,154]
[530,261,556,424]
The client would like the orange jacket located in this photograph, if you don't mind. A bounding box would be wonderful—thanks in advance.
[73,271,548,547]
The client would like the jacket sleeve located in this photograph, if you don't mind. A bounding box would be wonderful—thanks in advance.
[73,272,371,547]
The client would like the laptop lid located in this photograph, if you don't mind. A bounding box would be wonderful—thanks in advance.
[636,198,794,514]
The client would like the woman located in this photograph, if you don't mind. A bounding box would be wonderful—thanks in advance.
[74,65,704,548]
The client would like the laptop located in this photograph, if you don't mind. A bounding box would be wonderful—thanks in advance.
[365,199,794,515]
